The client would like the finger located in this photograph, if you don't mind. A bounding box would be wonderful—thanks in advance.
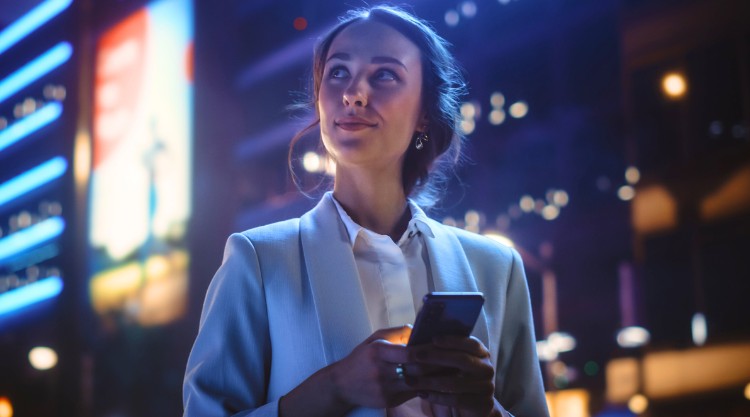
[413,348,494,378]
[432,335,489,358]
[409,375,495,396]
[365,325,412,344]
[421,391,496,411]
[373,341,410,365]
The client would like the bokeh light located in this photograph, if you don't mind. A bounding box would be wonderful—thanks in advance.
[519,195,534,212]
[617,326,651,348]
[28,346,58,370]
[628,394,649,414]
[509,101,528,118]
[483,231,514,248]
[445,10,460,26]
[460,1,477,18]
[618,185,635,201]
[302,151,321,173]
[489,109,506,125]
[490,91,505,108]
[662,72,687,99]
[293,17,307,31]
[625,166,641,184]
[542,205,559,220]
[0,397,12,417]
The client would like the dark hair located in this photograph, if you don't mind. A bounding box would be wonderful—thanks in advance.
[289,5,467,208]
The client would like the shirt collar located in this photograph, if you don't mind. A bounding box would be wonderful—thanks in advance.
[327,192,434,247]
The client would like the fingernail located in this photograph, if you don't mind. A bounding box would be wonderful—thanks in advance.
[418,391,428,398]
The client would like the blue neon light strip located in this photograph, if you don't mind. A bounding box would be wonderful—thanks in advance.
[0,276,63,317]
[0,0,72,56]
[0,102,62,153]
[0,217,65,264]
[0,157,67,209]
[0,42,72,105]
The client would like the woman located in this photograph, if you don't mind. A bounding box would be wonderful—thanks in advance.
[184,6,549,417]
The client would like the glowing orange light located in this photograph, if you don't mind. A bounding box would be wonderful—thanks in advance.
[662,72,687,99]
[0,397,12,417]
[293,17,308,31]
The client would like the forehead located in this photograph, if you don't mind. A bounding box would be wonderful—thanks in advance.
[327,20,422,62]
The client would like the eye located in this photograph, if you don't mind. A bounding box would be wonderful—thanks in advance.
[373,69,399,82]
[328,66,349,79]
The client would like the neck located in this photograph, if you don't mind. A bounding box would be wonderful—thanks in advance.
[332,166,410,241]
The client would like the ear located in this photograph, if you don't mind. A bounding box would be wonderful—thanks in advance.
[417,112,429,132]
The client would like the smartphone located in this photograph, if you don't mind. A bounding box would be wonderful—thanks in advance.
[407,292,485,346]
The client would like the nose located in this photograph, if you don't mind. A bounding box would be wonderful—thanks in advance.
[342,80,368,107]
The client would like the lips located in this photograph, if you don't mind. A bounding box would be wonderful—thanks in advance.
[335,116,376,131]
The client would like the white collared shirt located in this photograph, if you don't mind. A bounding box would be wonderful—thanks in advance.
[330,193,435,417]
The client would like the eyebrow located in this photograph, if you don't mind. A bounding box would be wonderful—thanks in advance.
[326,52,408,71]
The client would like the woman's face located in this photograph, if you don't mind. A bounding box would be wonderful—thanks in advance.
[318,20,424,175]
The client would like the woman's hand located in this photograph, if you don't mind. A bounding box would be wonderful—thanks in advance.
[327,325,416,409]
[280,325,416,417]
[406,336,503,417]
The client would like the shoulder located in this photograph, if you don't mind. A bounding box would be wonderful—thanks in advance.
[236,218,301,245]
[427,218,519,263]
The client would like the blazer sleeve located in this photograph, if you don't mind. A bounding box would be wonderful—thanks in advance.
[183,233,278,417]
[495,248,549,417]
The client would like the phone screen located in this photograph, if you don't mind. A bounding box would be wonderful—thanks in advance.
[407,292,484,346]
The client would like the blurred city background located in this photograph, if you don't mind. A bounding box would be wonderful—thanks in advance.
[0,0,748,416]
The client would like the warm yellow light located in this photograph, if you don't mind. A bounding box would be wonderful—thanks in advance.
[519,195,534,212]
[464,210,481,226]
[509,101,528,118]
[618,185,635,201]
[490,92,505,108]
[302,151,321,173]
[542,205,560,220]
[0,397,12,417]
[553,190,569,207]
[442,216,457,227]
[488,109,506,125]
[460,102,476,119]
[625,166,640,184]
[483,232,514,248]
[628,394,648,414]
[29,346,58,370]
[662,72,687,98]
[460,119,475,135]
[744,382,750,400]
[74,129,91,189]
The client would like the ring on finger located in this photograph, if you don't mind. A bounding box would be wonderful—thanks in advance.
[395,363,406,379]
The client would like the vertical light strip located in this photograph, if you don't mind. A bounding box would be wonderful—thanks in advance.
[0,276,63,317]
[0,157,68,208]
[0,42,72,105]
[0,216,65,264]
[0,102,63,153]
[0,0,72,56]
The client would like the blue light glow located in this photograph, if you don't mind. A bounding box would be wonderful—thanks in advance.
[0,157,67,209]
[0,0,72,56]
[0,102,62,153]
[0,276,63,317]
[0,217,65,265]
[0,42,72,105]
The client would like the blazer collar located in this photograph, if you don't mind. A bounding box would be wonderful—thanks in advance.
[300,195,490,363]
[421,217,491,350]
[300,194,372,364]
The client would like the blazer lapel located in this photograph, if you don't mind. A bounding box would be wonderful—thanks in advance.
[422,219,491,350]
[300,194,372,365]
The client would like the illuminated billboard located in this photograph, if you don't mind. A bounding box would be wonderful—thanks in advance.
[88,0,193,326]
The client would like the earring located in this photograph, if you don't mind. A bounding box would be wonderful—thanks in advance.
[415,131,429,150]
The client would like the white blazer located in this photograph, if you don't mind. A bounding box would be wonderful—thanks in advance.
[183,194,549,417]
